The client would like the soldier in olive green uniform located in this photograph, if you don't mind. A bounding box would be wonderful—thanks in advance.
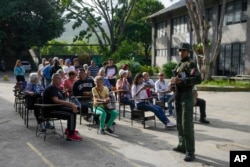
[170,43,202,162]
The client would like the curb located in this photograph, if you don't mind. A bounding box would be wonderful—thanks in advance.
[197,86,250,92]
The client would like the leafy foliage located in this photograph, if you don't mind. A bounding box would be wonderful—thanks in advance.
[124,0,164,59]
[112,40,139,61]
[116,59,141,77]
[62,0,137,54]
[162,62,178,78]
[0,0,65,56]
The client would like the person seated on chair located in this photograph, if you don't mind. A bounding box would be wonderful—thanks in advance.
[24,73,53,131]
[116,69,135,112]
[155,72,174,116]
[193,86,210,124]
[131,73,176,129]
[63,70,77,98]
[142,72,157,103]
[42,73,82,141]
[92,76,118,134]
[72,69,95,120]
[97,68,116,102]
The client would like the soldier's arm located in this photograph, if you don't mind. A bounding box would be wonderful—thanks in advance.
[181,62,202,85]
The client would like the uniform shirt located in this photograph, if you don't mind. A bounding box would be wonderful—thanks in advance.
[174,57,202,91]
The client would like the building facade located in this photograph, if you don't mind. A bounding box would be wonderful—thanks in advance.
[148,0,249,76]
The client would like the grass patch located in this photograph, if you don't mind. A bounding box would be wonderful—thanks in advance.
[201,80,250,88]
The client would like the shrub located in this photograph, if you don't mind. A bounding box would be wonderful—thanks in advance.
[140,65,154,76]
[162,62,177,78]
[116,60,141,77]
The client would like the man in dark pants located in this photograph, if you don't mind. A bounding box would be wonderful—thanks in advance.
[193,86,210,124]
[43,73,82,141]
[170,43,202,162]
[72,69,95,120]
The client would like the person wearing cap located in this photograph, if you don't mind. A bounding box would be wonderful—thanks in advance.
[170,42,202,162]
[116,69,135,112]
[105,58,118,87]
[63,58,75,75]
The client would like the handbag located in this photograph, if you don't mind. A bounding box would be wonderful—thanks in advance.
[104,102,116,110]
[96,87,116,110]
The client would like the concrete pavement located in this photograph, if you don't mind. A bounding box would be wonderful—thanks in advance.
[0,72,250,167]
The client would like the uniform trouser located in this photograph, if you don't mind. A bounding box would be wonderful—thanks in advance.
[44,107,76,135]
[175,90,195,154]
[195,98,206,119]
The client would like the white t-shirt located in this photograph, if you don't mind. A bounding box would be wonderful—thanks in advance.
[131,84,148,103]
[155,79,170,98]
[63,66,75,74]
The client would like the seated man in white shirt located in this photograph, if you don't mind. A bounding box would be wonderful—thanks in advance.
[155,72,174,116]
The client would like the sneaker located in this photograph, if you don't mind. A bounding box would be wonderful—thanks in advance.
[46,121,55,129]
[173,147,186,154]
[166,122,176,128]
[105,127,113,134]
[99,129,106,135]
[39,123,46,132]
[64,128,79,135]
[199,119,210,124]
[184,153,195,162]
[66,133,83,141]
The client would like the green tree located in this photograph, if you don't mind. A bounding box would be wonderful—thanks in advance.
[124,0,164,59]
[61,0,137,54]
[185,0,226,81]
[41,40,70,55]
[112,40,138,61]
[0,0,65,57]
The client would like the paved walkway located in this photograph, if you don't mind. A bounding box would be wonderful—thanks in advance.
[0,72,250,167]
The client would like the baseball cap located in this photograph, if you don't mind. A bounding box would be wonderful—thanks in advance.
[178,43,192,52]
[65,58,71,64]
[119,69,128,77]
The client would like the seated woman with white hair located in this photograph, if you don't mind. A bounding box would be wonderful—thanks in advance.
[24,73,53,131]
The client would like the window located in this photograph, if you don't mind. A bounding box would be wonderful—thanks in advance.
[217,43,245,76]
[156,22,166,38]
[156,49,167,57]
[223,0,247,26]
[172,15,188,35]
[171,48,178,57]
[205,7,213,23]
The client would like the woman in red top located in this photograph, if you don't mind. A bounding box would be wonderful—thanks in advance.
[63,71,77,97]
